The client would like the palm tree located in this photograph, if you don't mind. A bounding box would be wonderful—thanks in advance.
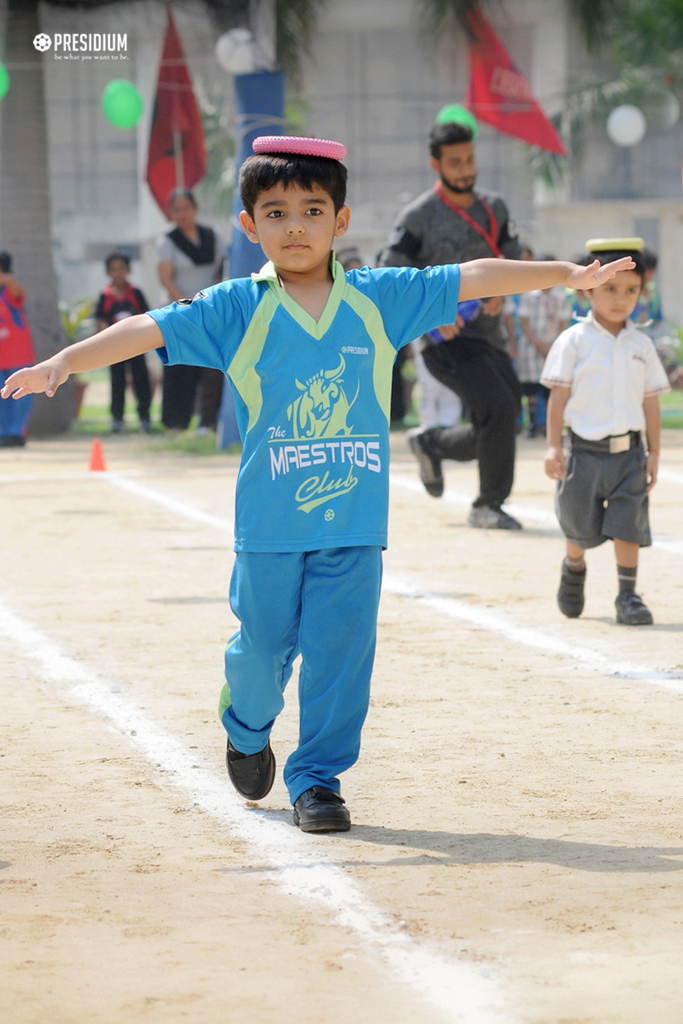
[0,0,325,434]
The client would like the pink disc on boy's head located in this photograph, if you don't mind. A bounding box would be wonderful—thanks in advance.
[252,135,347,161]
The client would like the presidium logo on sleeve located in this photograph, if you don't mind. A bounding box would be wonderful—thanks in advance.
[268,354,382,514]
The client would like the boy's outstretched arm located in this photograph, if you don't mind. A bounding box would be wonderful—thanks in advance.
[0,314,163,400]
[458,256,635,302]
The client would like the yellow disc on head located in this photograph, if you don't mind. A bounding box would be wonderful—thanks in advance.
[585,237,644,252]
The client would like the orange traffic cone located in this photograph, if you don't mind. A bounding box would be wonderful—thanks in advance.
[89,438,107,472]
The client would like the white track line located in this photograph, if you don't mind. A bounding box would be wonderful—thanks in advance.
[383,574,683,694]
[660,468,683,486]
[390,473,683,556]
[105,472,234,533]
[97,473,683,693]
[0,595,509,1024]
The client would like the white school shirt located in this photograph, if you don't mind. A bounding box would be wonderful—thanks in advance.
[540,312,670,440]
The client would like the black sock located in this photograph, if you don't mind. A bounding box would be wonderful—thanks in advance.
[617,565,637,592]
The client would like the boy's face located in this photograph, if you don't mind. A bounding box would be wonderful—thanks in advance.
[239,182,350,274]
[430,141,477,194]
[107,259,129,286]
[589,268,642,330]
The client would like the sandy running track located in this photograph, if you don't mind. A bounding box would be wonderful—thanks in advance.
[1,431,682,1024]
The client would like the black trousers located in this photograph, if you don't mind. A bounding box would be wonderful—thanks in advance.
[161,365,225,431]
[198,367,225,431]
[421,337,522,509]
[162,364,200,430]
[110,355,151,422]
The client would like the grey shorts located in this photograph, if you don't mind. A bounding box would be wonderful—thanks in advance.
[556,444,651,549]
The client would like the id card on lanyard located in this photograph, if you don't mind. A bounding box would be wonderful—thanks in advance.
[434,182,502,258]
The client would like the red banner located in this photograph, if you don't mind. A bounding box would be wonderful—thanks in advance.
[465,7,566,156]
[145,10,207,214]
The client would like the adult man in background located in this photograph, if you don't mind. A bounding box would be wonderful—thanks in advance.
[380,121,523,529]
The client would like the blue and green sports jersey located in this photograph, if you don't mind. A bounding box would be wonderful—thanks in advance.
[149,257,460,552]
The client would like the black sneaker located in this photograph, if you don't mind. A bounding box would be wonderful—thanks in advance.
[293,786,351,833]
[226,739,276,800]
[0,435,26,447]
[615,590,653,626]
[557,559,586,618]
[467,505,522,530]
[406,427,443,497]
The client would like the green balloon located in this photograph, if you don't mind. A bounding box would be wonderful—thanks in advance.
[102,79,143,129]
[435,103,479,139]
[0,63,9,101]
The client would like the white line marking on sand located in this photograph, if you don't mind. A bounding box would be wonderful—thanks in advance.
[382,574,683,694]
[97,472,683,694]
[659,468,683,486]
[390,473,683,556]
[0,595,510,1024]
[97,473,683,689]
[105,472,234,532]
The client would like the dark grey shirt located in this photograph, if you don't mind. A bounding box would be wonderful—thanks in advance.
[379,187,521,351]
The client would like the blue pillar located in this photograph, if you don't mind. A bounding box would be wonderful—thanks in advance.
[217,71,285,449]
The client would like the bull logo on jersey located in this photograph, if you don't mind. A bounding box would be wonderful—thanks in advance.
[287,355,359,439]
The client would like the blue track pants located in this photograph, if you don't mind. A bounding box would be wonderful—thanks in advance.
[219,546,383,804]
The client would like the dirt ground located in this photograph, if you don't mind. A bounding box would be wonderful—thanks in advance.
[1,428,682,1024]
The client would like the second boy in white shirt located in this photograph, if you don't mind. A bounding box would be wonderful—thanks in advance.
[542,238,670,626]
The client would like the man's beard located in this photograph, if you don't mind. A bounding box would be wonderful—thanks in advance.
[441,173,476,195]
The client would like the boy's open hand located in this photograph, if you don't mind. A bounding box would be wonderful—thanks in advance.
[1,355,69,400]
[646,452,658,493]
[544,445,566,481]
[565,257,635,291]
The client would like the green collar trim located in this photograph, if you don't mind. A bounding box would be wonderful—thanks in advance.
[251,253,346,341]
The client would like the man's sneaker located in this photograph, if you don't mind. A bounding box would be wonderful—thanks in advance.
[557,559,586,618]
[467,505,522,530]
[139,419,152,433]
[293,786,351,833]
[615,590,653,626]
[406,427,443,497]
[226,739,276,800]
[111,420,124,434]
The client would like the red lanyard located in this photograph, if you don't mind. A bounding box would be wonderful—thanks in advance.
[433,182,501,257]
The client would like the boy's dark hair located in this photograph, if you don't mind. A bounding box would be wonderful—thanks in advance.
[588,248,646,281]
[642,247,658,272]
[239,153,348,218]
[0,251,12,273]
[105,250,131,271]
[429,121,473,159]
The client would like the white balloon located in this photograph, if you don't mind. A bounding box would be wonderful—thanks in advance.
[215,29,255,75]
[606,104,647,147]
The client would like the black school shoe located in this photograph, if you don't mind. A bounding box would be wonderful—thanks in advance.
[557,559,586,618]
[615,590,653,626]
[406,427,444,497]
[293,787,351,833]
[226,739,276,800]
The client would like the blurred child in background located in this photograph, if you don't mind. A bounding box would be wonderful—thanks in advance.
[0,252,35,447]
[517,255,570,437]
[95,252,152,434]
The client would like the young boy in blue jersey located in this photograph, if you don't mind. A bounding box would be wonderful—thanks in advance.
[1,136,634,833]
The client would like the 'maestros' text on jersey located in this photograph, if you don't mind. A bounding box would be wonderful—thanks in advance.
[149,258,460,551]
